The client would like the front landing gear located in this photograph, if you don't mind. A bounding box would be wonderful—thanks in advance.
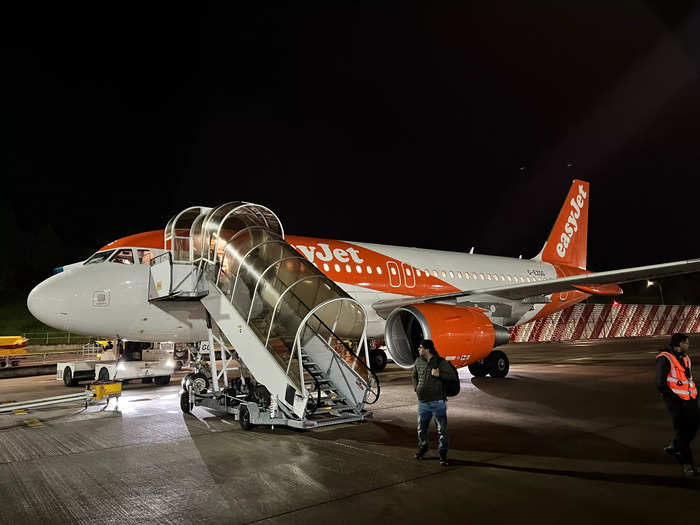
[469,350,510,378]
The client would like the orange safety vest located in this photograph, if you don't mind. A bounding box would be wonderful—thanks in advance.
[657,351,698,401]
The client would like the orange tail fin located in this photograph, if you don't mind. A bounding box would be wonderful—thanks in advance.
[534,179,589,270]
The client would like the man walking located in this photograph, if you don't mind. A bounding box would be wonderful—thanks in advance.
[656,333,698,476]
[412,339,456,466]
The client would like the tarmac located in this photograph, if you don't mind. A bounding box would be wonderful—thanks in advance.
[1,335,699,524]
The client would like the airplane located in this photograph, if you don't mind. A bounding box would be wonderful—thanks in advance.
[27,179,700,379]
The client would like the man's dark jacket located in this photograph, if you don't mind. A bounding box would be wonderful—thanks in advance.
[412,354,455,402]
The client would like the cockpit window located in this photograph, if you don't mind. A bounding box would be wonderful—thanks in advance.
[111,249,135,265]
[84,250,115,265]
[138,249,155,265]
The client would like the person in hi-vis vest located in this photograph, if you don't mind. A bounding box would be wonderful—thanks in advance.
[656,333,699,477]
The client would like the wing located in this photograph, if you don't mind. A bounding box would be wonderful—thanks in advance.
[371,258,700,318]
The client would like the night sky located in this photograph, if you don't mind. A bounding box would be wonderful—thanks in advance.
[4,3,700,301]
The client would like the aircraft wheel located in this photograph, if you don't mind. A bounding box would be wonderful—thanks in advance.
[468,361,488,378]
[486,350,509,378]
[98,367,110,382]
[365,370,381,404]
[188,372,209,393]
[63,367,77,387]
[369,348,387,371]
[239,405,254,430]
[179,390,191,414]
[154,375,171,386]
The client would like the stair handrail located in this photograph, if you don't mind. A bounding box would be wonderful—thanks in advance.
[272,284,377,387]
[290,299,374,411]
[294,297,369,382]
[295,305,380,405]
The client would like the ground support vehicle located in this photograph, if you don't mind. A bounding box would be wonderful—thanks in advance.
[57,342,175,386]
[0,336,29,368]
[179,328,380,431]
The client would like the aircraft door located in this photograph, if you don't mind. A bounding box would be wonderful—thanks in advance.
[386,261,401,288]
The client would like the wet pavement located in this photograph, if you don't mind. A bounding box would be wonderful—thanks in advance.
[0,336,699,524]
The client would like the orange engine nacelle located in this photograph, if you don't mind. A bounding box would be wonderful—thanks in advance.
[384,303,511,369]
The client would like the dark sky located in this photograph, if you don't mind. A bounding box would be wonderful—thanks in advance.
[4,3,700,296]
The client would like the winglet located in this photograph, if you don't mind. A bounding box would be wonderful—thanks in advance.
[533,179,589,270]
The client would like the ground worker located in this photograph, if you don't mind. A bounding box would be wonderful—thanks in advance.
[656,333,698,477]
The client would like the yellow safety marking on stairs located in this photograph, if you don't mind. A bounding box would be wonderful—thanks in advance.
[12,409,27,415]
[24,419,44,428]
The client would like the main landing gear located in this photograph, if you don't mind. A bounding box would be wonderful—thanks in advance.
[468,350,510,378]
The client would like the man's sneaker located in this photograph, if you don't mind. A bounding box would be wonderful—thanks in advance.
[682,464,697,477]
[414,446,428,460]
[439,455,449,467]
[665,445,680,460]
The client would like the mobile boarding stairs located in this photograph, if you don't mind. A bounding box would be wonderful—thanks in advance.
[148,203,379,430]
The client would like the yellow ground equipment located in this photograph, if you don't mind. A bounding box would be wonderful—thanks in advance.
[0,336,29,357]
[90,380,122,401]
[0,381,122,415]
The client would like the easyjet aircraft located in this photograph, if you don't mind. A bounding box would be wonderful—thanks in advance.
[27,180,700,377]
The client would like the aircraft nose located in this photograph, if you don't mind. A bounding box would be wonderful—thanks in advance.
[27,276,72,331]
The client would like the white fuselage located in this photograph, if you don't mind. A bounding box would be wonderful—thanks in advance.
[27,239,564,343]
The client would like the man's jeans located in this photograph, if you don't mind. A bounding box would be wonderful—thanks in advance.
[417,400,448,457]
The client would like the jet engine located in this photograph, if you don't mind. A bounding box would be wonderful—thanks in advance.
[384,303,511,370]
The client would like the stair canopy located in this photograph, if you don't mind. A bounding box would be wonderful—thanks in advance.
[156,202,375,419]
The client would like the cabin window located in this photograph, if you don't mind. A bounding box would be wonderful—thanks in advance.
[366,266,373,274]
[449,271,454,279]
[356,265,363,273]
[111,249,134,265]
[334,264,341,272]
[486,274,492,280]
[376,267,383,275]
[84,250,115,265]
[501,274,506,281]
[479,273,485,280]
[457,272,462,279]
[493,274,499,281]
[464,272,470,279]
[472,273,477,280]
[138,249,155,265]
[323,263,330,272]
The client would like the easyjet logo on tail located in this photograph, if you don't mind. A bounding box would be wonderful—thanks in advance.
[556,184,587,258]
